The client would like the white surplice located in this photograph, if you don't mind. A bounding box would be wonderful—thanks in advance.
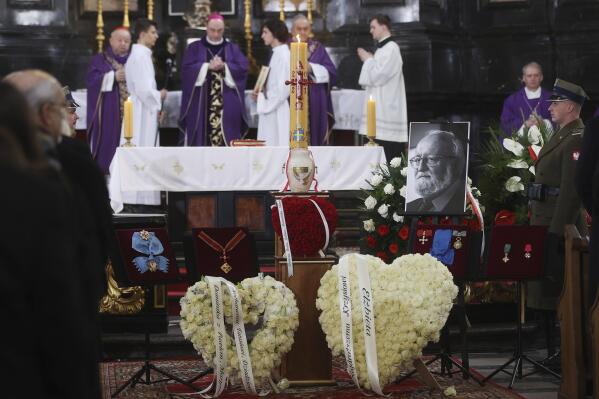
[358,37,408,143]
[121,43,161,205]
[257,44,290,146]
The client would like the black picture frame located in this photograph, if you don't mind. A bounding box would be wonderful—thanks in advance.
[254,0,321,17]
[361,0,405,5]
[482,0,530,8]
[8,0,53,9]
[169,0,236,16]
[405,121,471,216]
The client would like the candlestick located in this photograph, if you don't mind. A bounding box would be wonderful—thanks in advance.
[289,35,309,149]
[123,97,134,147]
[96,0,104,54]
[366,95,378,146]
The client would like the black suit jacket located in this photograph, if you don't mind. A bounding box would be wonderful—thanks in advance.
[576,117,599,217]
[405,185,466,215]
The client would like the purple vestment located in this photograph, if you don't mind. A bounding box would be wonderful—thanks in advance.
[594,107,599,118]
[307,40,337,145]
[500,87,552,135]
[86,47,129,174]
[180,38,248,146]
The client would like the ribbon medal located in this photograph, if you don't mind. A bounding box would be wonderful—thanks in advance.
[502,243,511,263]
[416,229,433,245]
[131,230,169,273]
[452,230,467,250]
[524,243,532,259]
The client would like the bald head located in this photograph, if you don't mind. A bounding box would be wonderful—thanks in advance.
[291,14,311,42]
[109,28,132,56]
[3,69,66,141]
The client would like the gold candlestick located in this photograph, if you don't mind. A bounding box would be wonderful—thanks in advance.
[366,95,378,146]
[243,0,257,73]
[307,0,313,24]
[123,0,130,28]
[147,0,154,20]
[122,97,135,147]
[279,0,285,21]
[96,0,104,53]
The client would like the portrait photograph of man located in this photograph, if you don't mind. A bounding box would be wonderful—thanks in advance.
[405,122,470,215]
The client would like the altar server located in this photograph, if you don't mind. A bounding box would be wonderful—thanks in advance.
[180,13,249,146]
[86,26,131,174]
[358,14,407,159]
[255,19,290,146]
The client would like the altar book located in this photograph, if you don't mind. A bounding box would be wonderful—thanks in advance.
[253,66,270,93]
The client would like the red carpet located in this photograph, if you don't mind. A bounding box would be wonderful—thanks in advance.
[101,357,526,398]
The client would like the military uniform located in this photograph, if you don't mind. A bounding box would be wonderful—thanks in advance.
[527,80,589,310]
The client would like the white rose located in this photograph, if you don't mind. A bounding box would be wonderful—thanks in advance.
[503,138,525,157]
[507,159,529,169]
[392,213,404,223]
[369,174,383,186]
[364,196,377,209]
[505,176,525,192]
[400,167,408,177]
[399,185,407,198]
[363,219,375,232]
[527,125,542,145]
[444,386,457,397]
[390,157,402,168]
[383,183,395,195]
[377,204,389,218]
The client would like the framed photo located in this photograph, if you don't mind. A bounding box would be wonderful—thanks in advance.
[8,0,53,9]
[405,122,470,216]
[361,0,404,5]
[258,0,320,14]
[81,0,139,13]
[169,0,236,16]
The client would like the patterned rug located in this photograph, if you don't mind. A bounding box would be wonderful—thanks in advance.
[101,357,526,399]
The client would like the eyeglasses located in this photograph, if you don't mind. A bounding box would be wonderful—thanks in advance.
[66,107,77,114]
[409,155,455,168]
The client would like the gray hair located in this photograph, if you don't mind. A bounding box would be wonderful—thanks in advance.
[522,61,543,76]
[421,130,466,174]
[3,70,62,113]
[292,14,309,26]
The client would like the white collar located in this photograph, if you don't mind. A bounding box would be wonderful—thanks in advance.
[272,43,287,52]
[524,86,542,99]
[133,43,152,54]
[206,37,224,46]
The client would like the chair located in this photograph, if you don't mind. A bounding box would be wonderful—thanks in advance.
[481,225,560,388]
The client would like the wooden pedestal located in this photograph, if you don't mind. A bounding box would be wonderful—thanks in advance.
[275,256,336,386]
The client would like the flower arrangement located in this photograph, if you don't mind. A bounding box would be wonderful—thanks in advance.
[180,275,299,388]
[477,116,552,224]
[316,253,458,390]
[361,156,483,263]
[271,196,337,257]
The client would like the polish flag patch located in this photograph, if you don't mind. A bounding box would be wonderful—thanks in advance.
[572,151,580,161]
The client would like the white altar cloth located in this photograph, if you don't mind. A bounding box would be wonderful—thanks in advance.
[73,89,365,131]
[109,146,386,213]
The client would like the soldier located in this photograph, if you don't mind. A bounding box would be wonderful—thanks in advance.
[527,79,589,360]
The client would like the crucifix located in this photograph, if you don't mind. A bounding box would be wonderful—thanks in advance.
[419,232,428,244]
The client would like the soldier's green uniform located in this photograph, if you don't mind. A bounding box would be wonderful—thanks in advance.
[527,79,589,310]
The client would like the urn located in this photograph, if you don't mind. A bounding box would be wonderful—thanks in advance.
[285,148,315,192]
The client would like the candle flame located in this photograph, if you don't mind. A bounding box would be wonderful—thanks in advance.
[369,95,374,101]
[296,34,301,43]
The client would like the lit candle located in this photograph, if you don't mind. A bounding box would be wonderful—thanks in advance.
[289,34,309,148]
[367,96,376,139]
[123,97,133,140]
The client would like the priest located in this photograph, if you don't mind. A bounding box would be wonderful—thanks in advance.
[500,62,552,135]
[86,26,131,174]
[290,15,336,145]
[180,12,248,146]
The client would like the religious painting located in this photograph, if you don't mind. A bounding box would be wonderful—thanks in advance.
[81,0,139,13]
[8,0,53,9]
[405,122,470,216]
[169,0,236,16]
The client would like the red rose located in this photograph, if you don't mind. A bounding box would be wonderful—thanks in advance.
[377,224,390,236]
[366,235,377,248]
[398,225,409,241]
[388,243,399,254]
[376,251,389,262]
[494,210,516,225]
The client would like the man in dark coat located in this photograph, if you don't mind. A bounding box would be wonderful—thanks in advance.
[527,79,589,311]
[576,116,599,305]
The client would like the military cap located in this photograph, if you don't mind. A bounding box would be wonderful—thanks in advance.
[62,85,79,108]
[548,79,589,105]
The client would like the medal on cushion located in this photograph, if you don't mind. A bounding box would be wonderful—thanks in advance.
[452,230,467,250]
[502,244,511,263]
[524,243,532,259]
[417,229,433,244]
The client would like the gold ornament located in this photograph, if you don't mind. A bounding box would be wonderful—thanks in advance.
[99,261,145,315]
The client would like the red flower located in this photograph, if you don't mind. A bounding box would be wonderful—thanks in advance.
[439,217,452,226]
[366,235,377,248]
[388,243,399,254]
[377,224,390,236]
[376,251,389,262]
[398,225,409,241]
[494,210,516,225]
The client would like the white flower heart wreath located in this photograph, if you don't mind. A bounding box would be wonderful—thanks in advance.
[180,275,299,395]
